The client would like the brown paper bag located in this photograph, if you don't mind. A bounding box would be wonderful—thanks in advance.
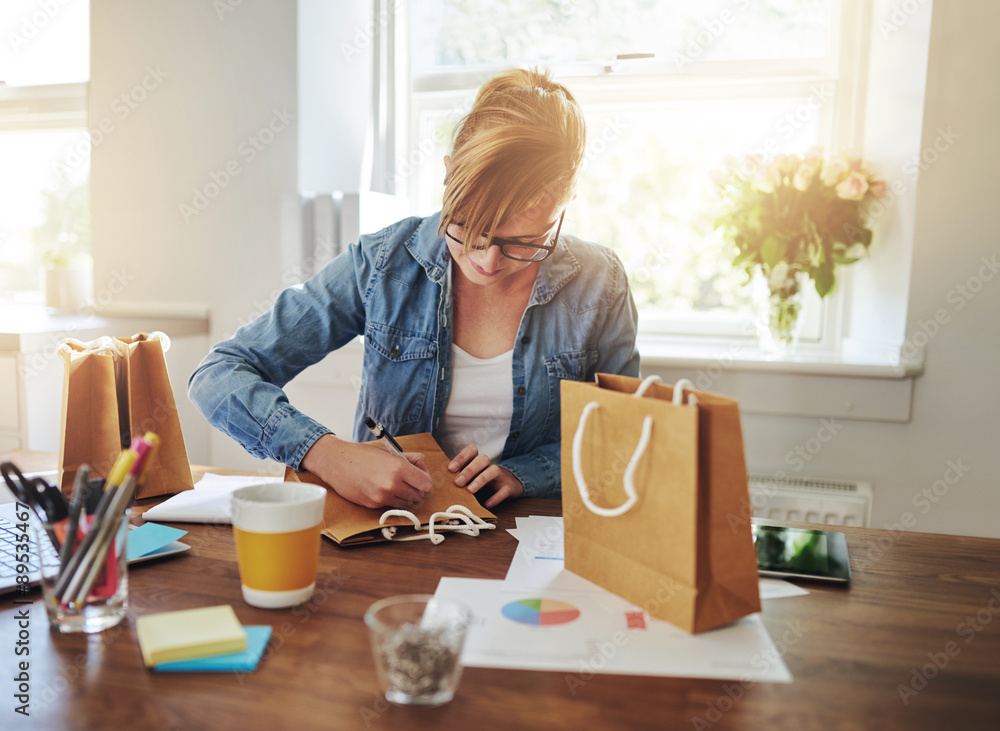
[57,332,195,499]
[285,432,496,545]
[560,373,761,634]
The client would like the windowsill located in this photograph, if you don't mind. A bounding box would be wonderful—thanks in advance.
[636,335,921,424]
[638,335,923,380]
[0,300,210,352]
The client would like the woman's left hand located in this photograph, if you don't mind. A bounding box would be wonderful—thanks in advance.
[448,445,524,509]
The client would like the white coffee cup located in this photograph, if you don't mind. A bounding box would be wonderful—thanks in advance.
[230,482,327,609]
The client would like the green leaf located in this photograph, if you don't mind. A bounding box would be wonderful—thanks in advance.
[813,265,835,298]
[761,236,786,268]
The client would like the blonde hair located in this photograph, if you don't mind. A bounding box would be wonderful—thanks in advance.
[439,68,586,252]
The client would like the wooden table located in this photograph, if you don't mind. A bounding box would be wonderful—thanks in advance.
[3,474,1000,730]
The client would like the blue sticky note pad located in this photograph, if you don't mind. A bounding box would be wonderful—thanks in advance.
[153,626,273,673]
[127,523,189,561]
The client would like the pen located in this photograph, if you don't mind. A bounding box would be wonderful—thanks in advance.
[54,442,140,602]
[106,447,137,491]
[364,416,406,459]
[59,465,90,570]
[138,431,161,485]
[65,438,153,604]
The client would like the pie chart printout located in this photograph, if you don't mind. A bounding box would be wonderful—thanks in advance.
[501,598,581,626]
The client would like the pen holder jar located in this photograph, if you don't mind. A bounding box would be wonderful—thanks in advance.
[33,509,130,634]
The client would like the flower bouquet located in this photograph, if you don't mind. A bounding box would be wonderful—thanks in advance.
[712,146,887,354]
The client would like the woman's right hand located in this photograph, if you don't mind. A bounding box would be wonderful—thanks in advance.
[300,434,434,509]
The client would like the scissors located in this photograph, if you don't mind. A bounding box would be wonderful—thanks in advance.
[1,460,70,550]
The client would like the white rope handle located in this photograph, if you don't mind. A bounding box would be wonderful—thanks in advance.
[439,505,496,536]
[571,401,653,517]
[379,504,496,544]
[428,505,496,540]
[633,374,698,407]
[380,509,441,543]
[571,376,699,518]
[142,331,172,354]
[633,374,662,398]
[671,377,698,407]
[57,335,127,359]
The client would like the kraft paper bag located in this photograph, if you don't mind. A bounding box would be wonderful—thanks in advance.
[285,433,496,546]
[57,332,195,500]
[561,373,761,634]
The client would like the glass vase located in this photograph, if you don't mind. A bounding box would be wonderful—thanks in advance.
[753,268,807,357]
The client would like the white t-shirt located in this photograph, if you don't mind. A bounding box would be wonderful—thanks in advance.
[435,343,514,462]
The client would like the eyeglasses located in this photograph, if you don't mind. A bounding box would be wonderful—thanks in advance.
[445,211,564,262]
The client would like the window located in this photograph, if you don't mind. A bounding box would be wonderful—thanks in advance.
[0,0,90,301]
[404,0,869,348]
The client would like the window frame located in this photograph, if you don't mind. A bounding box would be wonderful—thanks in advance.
[0,82,87,132]
[396,0,874,351]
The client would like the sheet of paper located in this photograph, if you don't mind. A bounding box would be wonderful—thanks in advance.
[759,578,810,600]
[435,577,792,682]
[126,523,189,560]
[141,473,278,524]
[505,515,810,599]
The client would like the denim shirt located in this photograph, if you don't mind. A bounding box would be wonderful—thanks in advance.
[188,213,640,498]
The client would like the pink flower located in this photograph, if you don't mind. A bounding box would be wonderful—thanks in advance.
[836,172,869,201]
[793,158,821,191]
[868,178,888,199]
[847,154,866,172]
[820,157,849,187]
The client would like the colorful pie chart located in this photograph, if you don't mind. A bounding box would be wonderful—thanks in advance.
[501,598,581,626]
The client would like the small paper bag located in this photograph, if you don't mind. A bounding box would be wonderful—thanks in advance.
[560,373,761,634]
[57,332,195,499]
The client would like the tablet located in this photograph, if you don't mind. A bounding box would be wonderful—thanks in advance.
[752,524,852,584]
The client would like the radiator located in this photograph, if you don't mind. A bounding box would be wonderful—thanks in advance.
[748,473,873,527]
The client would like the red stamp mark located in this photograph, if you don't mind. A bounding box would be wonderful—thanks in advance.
[625,610,646,630]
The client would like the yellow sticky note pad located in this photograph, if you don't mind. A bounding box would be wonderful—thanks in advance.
[136,605,247,668]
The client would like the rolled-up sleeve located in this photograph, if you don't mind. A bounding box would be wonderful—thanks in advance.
[500,442,562,499]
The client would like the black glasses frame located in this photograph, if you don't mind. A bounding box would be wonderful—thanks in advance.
[446,211,564,262]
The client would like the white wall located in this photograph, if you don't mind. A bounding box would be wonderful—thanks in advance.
[727,0,1000,539]
[89,0,299,470]
[89,1,1000,537]
[297,0,372,193]
[894,0,1000,536]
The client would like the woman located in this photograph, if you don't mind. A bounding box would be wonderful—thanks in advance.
[188,68,640,510]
